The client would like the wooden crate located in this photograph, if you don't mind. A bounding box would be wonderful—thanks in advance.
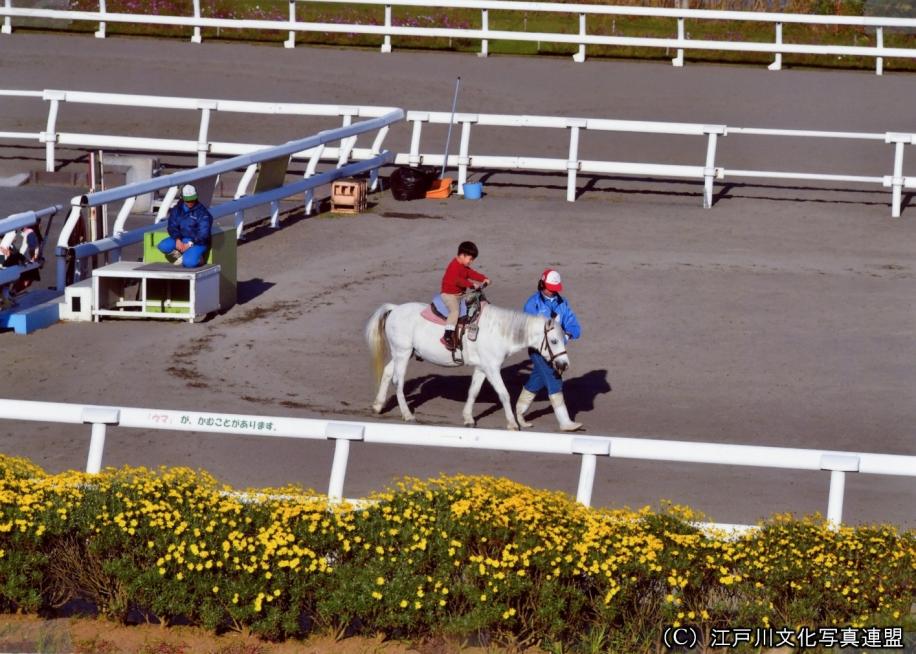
[331,178,368,214]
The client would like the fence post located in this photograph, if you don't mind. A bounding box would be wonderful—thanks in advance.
[768,22,782,71]
[42,91,65,173]
[672,17,685,67]
[885,133,909,218]
[285,0,296,48]
[325,422,365,504]
[820,454,859,527]
[573,13,586,63]
[479,8,488,58]
[95,0,106,38]
[196,100,217,167]
[566,118,586,203]
[55,204,82,291]
[457,118,474,194]
[303,146,324,215]
[2,0,11,35]
[381,4,392,53]
[702,126,725,209]
[572,437,610,507]
[232,166,257,237]
[876,27,884,76]
[408,115,426,167]
[369,125,390,191]
[191,0,202,43]
[82,407,121,474]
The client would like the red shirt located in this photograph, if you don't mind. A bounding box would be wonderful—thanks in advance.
[441,258,486,294]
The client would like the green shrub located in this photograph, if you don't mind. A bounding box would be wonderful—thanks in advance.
[0,455,912,652]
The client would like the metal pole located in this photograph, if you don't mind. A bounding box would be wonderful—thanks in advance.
[876,27,883,76]
[82,407,120,474]
[576,453,597,506]
[703,131,718,209]
[2,0,11,35]
[328,438,350,503]
[191,0,202,43]
[440,77,460,179]
[325,422,364,504]
[768,22,783,70]
[826,470,846,526]
[86,423,107,473]
[891,140,905,218]
[285,0,296,48]
[95,0,106,38]
[672,17,685,67]
[381,4,392,53]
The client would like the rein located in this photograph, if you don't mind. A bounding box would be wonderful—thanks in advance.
[539,319,567,363]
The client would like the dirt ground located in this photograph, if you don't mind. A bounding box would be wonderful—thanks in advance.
[0,613,521,654]
[0,33,914,527]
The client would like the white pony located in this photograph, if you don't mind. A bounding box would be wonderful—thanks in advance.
[365,296,571,430]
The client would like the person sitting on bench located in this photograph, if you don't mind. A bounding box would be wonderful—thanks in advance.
[157,184,213,268]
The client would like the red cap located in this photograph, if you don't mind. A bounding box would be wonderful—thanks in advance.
[541,268,563,292]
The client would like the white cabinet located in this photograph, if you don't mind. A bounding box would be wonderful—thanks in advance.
[92,262,221,323]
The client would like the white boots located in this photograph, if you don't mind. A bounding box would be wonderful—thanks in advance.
[549,393,583,432]
[515,388,536,428]
[515,389,583,432]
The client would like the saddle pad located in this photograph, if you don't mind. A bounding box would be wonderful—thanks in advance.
[431,293,468,318]
[420,305,446,325]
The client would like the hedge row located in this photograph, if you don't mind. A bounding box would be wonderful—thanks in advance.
[0,455,913,652]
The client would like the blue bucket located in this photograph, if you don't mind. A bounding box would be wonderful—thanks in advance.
[463,182,483,200]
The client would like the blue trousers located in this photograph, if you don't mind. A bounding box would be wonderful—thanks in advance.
[523,350,563,396]
[157,237,208,268]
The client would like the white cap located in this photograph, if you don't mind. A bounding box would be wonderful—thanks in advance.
[181,184,198,200]
[541,268,563,292]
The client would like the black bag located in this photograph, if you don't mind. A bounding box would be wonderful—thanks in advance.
[390,166,433,201]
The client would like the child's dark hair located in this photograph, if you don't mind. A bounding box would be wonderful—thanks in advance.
[457,241,478,258]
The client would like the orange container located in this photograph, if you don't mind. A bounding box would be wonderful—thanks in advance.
[425,178,453,199]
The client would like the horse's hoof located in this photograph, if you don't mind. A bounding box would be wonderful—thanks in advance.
[518,419,533,429]
[371,403,383,414]
[507,422,519,431]
[404,415,416,423]
[463,419,475,427]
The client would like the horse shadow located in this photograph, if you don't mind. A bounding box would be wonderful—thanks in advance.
[390,360,611,424]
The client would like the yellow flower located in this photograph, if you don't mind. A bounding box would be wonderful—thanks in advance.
[376,577,385,585]
[212,586,219,593]
[400,600,408,608]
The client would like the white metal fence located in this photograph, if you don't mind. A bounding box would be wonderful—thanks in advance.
[2,1,916,74]
[2,89,914,217]
[52,108,404,290]
[0,205,62,293]
[0,398,913,529]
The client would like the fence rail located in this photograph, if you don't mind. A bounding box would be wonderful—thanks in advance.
[3,1,916,74]
[2,88,914,217]
[0,398,913,529]
[50,108,403,289]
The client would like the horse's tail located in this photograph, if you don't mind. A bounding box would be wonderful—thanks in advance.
[365,303,396,386]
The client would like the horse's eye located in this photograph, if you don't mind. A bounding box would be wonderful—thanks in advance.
[550,338,558,345]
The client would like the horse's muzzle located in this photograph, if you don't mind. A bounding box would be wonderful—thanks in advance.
[554,360,568,375]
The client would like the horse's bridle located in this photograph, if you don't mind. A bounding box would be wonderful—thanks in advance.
[540,319,568,364]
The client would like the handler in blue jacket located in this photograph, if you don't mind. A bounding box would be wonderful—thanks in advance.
[515,268,584,431]
[157,184,213,268]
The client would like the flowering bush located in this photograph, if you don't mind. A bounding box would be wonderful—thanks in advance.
[0,455,912,651]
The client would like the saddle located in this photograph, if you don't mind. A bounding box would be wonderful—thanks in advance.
[421,289,487,362]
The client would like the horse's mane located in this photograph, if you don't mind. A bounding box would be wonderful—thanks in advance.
[483,304,539,348]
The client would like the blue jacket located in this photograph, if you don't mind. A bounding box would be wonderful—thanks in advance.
[523,291,582,340]
[166,201,213,247]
